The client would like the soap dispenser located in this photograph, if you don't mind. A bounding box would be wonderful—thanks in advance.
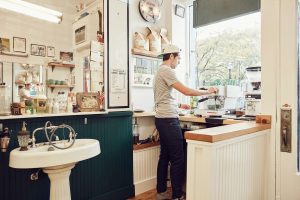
[17,121,30,151]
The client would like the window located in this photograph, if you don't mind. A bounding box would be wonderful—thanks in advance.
[190,12,261,88]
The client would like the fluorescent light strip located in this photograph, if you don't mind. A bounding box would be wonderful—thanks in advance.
[0,0,62,23]
[9,0,62,17]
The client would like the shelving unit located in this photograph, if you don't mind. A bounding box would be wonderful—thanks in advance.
[48,62,75,72]
[47,84,75,92]
[132,48,160,58]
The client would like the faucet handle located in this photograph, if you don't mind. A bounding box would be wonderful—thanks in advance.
[30,137,36,148]
[55,135,59,141]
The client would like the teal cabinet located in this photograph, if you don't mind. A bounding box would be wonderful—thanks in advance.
[0,112,134,200]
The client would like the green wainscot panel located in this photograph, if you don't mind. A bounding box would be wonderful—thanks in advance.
[0,111,134,200]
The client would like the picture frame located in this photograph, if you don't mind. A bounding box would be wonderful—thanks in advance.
[60,51,73,62]
[47,46,55,57]
[13,37,26,53]
[75,25,86,44]
[30,44,46,57]
[175,4,185,18]
[76,92,101,112]
[0,38,10,52]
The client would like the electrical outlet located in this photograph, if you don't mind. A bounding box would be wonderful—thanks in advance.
[84,118,87,125]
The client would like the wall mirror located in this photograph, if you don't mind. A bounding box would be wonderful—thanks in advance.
[0,0,106,111]
[0,61,46,102]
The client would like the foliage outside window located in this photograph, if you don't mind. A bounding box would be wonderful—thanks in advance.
[194,13,261,88]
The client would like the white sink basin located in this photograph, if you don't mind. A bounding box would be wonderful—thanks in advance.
[9,139,100,169]
[9,139,100,200]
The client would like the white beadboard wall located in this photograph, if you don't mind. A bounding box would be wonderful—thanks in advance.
[133,145,160,195]
[186,130,269,200]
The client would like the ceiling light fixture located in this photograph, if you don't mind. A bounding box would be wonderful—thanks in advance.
[0,0,62,23]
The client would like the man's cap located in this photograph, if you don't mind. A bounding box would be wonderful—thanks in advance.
[159,44,181,57]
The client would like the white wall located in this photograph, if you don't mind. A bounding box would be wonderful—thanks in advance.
[171,0,189,104]
[130,0,189,111]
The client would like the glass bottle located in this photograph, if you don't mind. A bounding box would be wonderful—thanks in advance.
[0,83,11,116]
[132,123,139,144]
[52,99,59,114]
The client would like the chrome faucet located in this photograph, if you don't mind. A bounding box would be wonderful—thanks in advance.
[31,124,58,148]
[31,121,76,149]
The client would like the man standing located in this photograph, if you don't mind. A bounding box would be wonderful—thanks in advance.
[154,44,217,200]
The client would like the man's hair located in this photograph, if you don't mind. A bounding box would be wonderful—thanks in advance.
[162,53,179,61]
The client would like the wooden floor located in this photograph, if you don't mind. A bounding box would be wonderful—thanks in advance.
[128,188,172,200]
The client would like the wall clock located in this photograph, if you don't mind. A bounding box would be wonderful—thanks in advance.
[139,0,161,23]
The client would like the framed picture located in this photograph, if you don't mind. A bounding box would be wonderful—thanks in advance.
[75,25,86,44]
[175,4,185,18]
[31,44,46,56]
[0,38,10,52]
[13,37,26,53]
[76,92,101,112]
[60,51,73,62]
[47,46,55,57]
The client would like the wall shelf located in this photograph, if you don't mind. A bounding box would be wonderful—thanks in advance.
[0,51,28,57]
[132,48,160,58]
[48,62,75,72]
[48,85,75,92]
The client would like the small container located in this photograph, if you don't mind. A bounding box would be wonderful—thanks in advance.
[0,126,10,152]
[133,134,139,145]
[132,124,139,144]
[53,100,59,114]
[0,83,12,116]
[67,99,73,113]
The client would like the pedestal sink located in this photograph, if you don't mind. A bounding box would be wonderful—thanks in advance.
[9,139,100,200]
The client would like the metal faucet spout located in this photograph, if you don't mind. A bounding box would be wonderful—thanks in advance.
[31,125,58,148]
[31,121,76,150]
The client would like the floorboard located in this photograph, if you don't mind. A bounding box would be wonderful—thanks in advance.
[128,188,172,200]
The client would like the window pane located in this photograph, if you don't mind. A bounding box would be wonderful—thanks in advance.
[195,12,261,88]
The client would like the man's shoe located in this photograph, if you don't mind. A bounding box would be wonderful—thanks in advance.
[156,191,171,200]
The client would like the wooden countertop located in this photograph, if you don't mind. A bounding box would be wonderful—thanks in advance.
[184,122,271,143]
[133,112,241,125]
[133,141,160,151]
[0,111,108,120]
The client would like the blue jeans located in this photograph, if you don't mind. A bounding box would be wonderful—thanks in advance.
[155,118,184,199]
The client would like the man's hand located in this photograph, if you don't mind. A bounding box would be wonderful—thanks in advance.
[207,87,218,94]
[179,103,191,110]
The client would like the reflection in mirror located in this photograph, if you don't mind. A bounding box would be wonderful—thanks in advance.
[82,52,104,93]
[0,62,2,83]
[0,62,12,115]
[12,63,46,102]
[82,56,91,92]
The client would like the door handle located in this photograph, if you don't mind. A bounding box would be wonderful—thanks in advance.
[281,105,292,153]
[282,126,287,147]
